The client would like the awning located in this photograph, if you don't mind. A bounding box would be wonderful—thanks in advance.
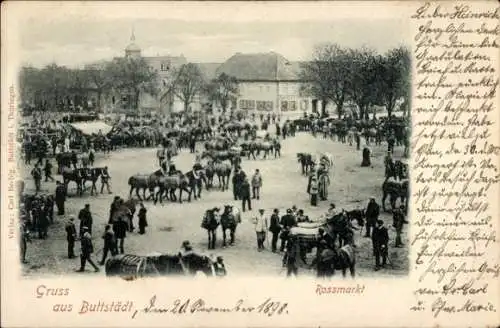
[69,121,113,135]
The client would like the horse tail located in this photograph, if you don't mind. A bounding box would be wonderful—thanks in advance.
[128,176,135,186]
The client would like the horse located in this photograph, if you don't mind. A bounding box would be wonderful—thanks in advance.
[206,160,232,191]
[201,209,220,249]
[326,211,353,247]
[56,152,78,174]
[253,140,274,159]
[128,171,162,201]
[154,173,191,204]
[220,205,241,247]
[184,169,206,200]
[318,245,356,278]
[105,253,216,278]
[61,167,84,196]
[382,178,409,212]
[297,153,314,175]
[82,167,108,196]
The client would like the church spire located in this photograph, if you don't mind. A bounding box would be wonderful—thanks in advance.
[130,26,136,42]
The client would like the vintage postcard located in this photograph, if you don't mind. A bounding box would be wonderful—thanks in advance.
[1,1,499,327]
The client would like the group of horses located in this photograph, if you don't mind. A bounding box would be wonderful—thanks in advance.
[61,166,109,196]
[381,158,409,212]
[201,205,242,249]
[128,157,234,204]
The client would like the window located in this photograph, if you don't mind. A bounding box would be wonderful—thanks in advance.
[256,101,273,111]
[239,100,255,110]
[266,86,270,92]
[281,100,297,112]
[160,63,170,72]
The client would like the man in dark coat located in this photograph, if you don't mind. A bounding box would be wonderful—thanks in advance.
[269,209,281,253]
[55,181,66,215]
[31,164,42,192]
[108,196,121,224]
[279,209,297,252]
[78,204,93,237]
[372,220,389,270]
[392,205,405,248]
[44,159,55,182]
[100,166,111,194]
[138,203,148,235]
[113,216,128,254]
[232,168,241,200]
[99,224,117,265]
[240,177,252,212]
[365,197,380,238]
[361,147,371,167]
[65,216,77,258]
[44,195,54,225]
[76,227,99,273]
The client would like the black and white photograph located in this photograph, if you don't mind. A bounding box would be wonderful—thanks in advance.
[16,13,411,279]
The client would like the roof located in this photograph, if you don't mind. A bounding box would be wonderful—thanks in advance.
[69,121,113,135]
[125,43,141,52]
[216,52,302,82]
[195,63,222,80]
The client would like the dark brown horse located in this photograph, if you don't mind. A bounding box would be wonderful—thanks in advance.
[105,253,216,278]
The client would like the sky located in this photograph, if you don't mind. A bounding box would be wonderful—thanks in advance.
[15,3,410,68]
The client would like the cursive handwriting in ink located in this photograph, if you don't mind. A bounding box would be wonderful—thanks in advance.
[410,2,499,318]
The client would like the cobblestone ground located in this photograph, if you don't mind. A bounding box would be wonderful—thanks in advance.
[20,132,409,278]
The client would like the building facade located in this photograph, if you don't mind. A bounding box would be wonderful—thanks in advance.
[105,33,325,117]
[215,52,316,118]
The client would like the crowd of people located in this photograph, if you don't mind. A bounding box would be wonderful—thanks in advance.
[19,108,409,277]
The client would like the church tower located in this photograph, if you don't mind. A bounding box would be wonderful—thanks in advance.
[125,28,141,59]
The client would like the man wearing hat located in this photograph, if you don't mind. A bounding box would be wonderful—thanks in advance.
[365,197,380,238]
[76,226,99,273]
[384,151,394,178]
[78,204,93,238]
[279,209,297,252]
[372,220,389,270]
[253,209,268,251]
[65,216,77,259]
[392,205,405,248]
[213,256,227,277]
[55,181,66,215]
[309,175,319,206]
[108,196,121,224]
[326,203,339,218]
[269,209,281,253]
[240,177,252,212]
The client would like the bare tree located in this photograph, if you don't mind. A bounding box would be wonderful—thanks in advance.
[347,48,381,120]
[376,46,411,117]
[106,57,159,111]
[300,43,352,118]
[172,63,205,112]
[206,73,239,114]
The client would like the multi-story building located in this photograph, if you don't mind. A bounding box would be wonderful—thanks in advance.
[105,32,322,117]
[215,52,315,118]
